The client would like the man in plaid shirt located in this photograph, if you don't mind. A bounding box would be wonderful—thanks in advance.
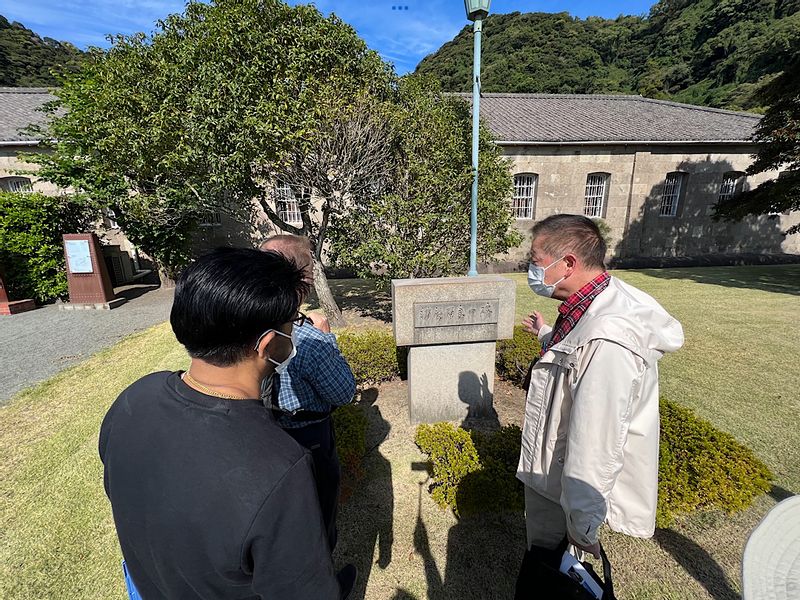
[260,235,356,552]
[515,215,683,598]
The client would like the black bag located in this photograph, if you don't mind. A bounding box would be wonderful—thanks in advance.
[514,537,616,600]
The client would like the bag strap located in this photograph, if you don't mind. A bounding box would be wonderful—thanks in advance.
[598,543,616,599]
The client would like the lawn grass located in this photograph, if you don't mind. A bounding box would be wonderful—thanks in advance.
[1,264,798,599]
[0,324,188,600]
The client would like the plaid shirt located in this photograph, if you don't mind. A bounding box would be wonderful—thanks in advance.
[541,271,611,355]
[267,322,356,429]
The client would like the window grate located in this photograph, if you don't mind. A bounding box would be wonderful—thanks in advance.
[584,174,608,218]
[512,174,537,219]
[660,172,684,217]
[718,172,743,204]
[0,177,33,193]
[276,182,303,226]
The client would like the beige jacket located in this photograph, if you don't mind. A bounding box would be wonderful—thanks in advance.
[516,276,684,545]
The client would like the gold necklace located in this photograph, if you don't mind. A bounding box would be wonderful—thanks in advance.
[182,371,249,400]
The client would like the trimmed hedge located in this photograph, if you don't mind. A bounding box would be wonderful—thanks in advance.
[657,398,772,527]
[415,399,772,526]
[338,329,400,385]
[337,325,535,387]
[333,403,368,502]
[0,191,95,303]
[414,422,481,512]
[496,325,541,386]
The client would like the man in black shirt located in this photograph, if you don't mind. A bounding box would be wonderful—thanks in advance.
[99,247,355,599]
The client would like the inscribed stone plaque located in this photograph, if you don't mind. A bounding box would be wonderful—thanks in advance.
[414,300,499,328]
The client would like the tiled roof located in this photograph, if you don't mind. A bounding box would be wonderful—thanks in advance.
[0,88,55,143]
[462,93,761,144]
[1,88,762,145]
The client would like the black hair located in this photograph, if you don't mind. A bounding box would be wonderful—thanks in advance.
[170,247,309,367]
[530,214,607,269]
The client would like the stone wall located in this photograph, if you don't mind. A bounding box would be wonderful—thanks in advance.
[499,143,800,266]
[0,146,59,195]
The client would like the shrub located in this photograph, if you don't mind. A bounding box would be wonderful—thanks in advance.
[415,422,481,512]
[333,403,368,502]
[657,398,772,527]
[0,192,95,303]
[592,217,613,247]
[496,325,541,386]
[416,402,772,525]
[458,425,526,515]
[338,329,400,385]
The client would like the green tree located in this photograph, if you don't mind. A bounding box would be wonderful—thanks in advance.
[258,93,395,325]
[0,192,95,303]
[25,0,391,294]
[327,76,522,279]
[713,59,800,231]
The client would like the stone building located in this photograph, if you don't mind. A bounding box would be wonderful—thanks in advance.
[476,93,800,267]
[0,87,145,286]
[2,87,798,273]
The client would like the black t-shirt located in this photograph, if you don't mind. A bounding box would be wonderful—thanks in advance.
[99,371,340,599]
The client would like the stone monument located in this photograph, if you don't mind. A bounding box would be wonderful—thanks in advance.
[392,276,516,423]
[60,233,126,310]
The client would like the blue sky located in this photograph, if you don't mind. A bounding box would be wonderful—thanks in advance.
[1,0,654,74]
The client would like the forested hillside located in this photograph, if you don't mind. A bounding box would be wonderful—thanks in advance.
[416,0,800,111]
[0,15,84,87]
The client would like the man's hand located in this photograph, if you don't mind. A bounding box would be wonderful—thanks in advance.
[307,311,331,334]
[568,535,600,559]
[521,311,545,336]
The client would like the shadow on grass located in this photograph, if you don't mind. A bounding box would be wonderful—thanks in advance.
[769,484,797,503]
[334,388,393,600]
[325,279,392,323]
[654,528,741,600]
[637,264,800,296]
[413,480,526,600]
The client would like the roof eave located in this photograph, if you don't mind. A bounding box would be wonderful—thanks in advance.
[0,140,40,147]
[495,139,755,146]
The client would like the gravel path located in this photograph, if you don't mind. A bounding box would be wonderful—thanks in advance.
[0,285,174,405]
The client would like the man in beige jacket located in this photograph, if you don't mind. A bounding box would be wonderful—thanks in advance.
[516,215,684,574]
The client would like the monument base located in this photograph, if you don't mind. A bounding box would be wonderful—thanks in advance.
[408,341,496,423]
[58,298,127,311]
[0,299,36,315]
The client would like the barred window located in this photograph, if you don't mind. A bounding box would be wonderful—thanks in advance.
[718,171,745,203]
[660,172,686,217]
[0,176,33,193]
[583,173,609,218]
[512,174,537,219]
[104,207,120,229]
[199,211,222,227]
[276,182,303,226]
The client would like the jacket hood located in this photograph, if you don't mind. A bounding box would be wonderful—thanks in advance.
[551,276,684,365]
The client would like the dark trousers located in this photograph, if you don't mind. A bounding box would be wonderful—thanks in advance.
[284,418,341,551]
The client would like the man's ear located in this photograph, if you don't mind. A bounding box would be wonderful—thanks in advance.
[255,331,276,361]
[564,253,578,271]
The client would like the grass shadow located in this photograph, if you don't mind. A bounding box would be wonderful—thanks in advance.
[325,279,392,323]
[334,388,394,600]
[636,264,800,296]
[654,528,741,600]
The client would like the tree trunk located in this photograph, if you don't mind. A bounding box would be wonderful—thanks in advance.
[312,258,345,327]
[158,266,176,288]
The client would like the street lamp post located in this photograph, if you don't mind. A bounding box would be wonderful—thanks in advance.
[465,0,490,277]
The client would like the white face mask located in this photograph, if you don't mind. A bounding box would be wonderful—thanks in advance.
[254,327,297,374]
[527,256,566,298]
